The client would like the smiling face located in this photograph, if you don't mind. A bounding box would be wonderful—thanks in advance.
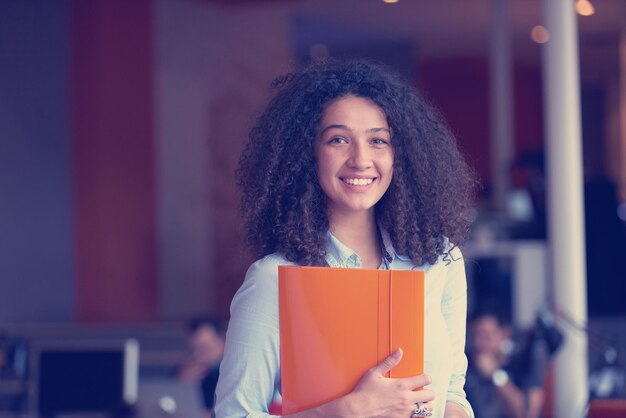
[314,95,394,219]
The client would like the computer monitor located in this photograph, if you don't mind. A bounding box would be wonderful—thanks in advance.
[29,339,139,417]
[136,378,204,418]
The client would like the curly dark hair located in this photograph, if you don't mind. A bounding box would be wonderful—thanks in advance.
[237,59,478,266]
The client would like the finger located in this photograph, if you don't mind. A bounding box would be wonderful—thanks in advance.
[396,373,432,390]
[410,389,435,403]
[370,348,403,376]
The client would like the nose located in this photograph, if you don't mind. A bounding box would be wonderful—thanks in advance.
[347,141,372,170]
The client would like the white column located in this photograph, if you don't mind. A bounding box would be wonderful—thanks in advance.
[619,30,626,202]
[490,0,514,214]
[513,242,548,328]
[541,1,589,417]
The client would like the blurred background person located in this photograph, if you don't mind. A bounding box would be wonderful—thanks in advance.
[177,317,226,418]
[506,149,547,240]
[465,309,550,418]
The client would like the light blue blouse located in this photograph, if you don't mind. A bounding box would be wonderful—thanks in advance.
[214,230,474,418]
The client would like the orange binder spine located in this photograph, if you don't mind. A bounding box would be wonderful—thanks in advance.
[377,270,390,376]
[389,270,424,378]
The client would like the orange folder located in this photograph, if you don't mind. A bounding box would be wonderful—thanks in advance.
[278,265,424,414]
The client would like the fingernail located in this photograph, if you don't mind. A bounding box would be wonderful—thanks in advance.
[425,374,432,384]
[392,348,402,357]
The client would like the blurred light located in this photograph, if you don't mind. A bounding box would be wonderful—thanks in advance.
[576,0,595,16]
[507,189,534,222]
[159,396,177,414]
[382,0,400,3]
[309,43,330,61]
[531,25,550,44]
[617,203,626,221]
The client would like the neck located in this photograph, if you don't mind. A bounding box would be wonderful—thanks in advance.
[328,209,381,269]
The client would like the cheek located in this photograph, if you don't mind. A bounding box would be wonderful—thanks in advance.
[315,157,329,181]
[383,148,394,167]
[383,154,394,178]
[316,149,342,177]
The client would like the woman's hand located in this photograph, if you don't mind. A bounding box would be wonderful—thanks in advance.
[473,352,499,378]
[346,348,435,417]
[285,349,435,418]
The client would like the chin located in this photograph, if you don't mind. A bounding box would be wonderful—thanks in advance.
[341,200,379,213]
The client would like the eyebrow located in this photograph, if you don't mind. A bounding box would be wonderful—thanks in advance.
[318,124,391,136]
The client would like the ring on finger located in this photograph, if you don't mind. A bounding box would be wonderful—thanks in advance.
[410,401,432,417]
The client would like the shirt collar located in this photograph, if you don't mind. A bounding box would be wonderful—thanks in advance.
[324,226,411,268]
[378,227,411,263]
[325,232,359,268]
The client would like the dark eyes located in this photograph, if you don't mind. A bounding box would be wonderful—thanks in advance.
[328,136,348,144]
[371,138,390,145]
[326,136,390,146]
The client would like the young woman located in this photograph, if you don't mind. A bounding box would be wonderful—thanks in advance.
[214,59,477,418]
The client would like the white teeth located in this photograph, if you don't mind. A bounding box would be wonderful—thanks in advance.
[342,178,374,186]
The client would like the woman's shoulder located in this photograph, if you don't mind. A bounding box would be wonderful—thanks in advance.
[239,252,298,292]
[231,253,297,315]
[407,238,464,270]
[441,241,464,265]
[246,252,297,278]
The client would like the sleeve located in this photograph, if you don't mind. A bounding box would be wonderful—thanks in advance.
[441,246,475,418]
[214,256,285,418]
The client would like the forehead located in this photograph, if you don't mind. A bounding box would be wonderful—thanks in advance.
[319,95,388,127]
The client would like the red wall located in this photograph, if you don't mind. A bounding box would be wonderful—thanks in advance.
[419,57,544,186]
[71,0,158,321]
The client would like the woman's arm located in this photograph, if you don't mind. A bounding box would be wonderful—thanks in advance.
[444,401,469,418]
[441,247,474,418]
[214,258,283,418]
